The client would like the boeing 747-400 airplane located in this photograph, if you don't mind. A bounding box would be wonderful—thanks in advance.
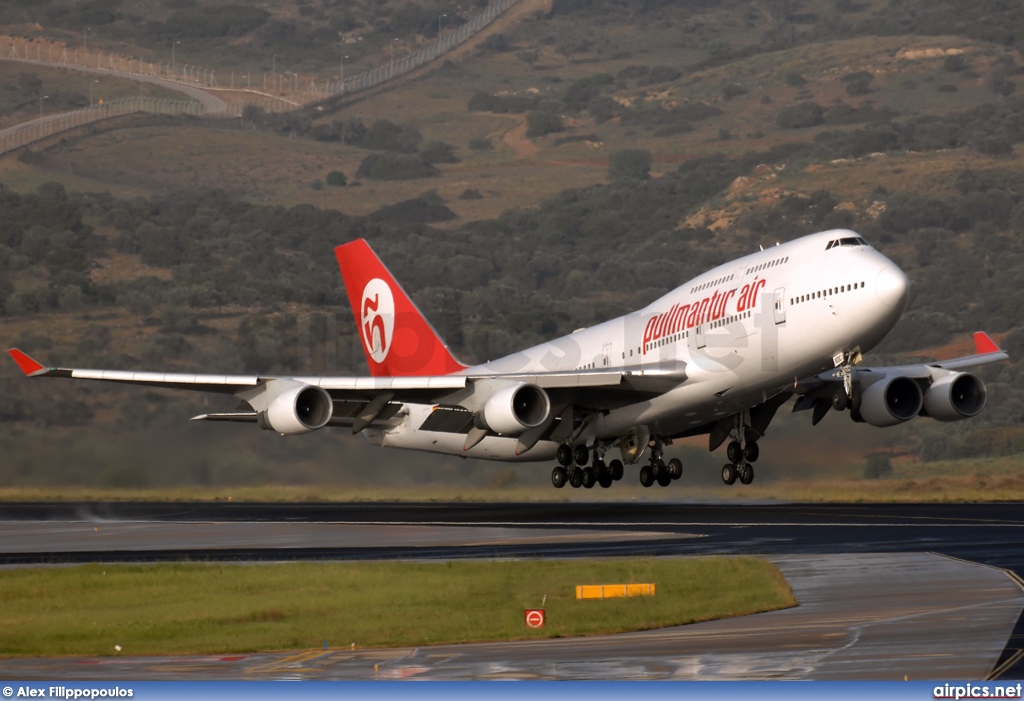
[9,230,1007,489]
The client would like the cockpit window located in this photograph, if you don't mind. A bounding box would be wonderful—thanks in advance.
[826,237,870,250]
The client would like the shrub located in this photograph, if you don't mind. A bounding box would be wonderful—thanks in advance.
[483,33,512,52]
[354,154,439,180]
[325,170,347,187]
[419,140,460,164]
[517,50,539,66]
[722,83,747,100]
[588,95,621,123]
[361,120,422,152]
[526,111,564,137]
[553,133,600,147]
[562,74,613,111]
[159,5,269,39]
[617,65,650,81]
[784,73,807,87]
[863,456,893,479]
[974,137,1013,156]
[653,123,694,137]
[468,137,493,151]
[608,149,652,181]
[371,197,457,224]
[943,54,969,72]
[467,92,536,114]
[459,188,483,200]
[638,65,681,85]
[776,102,824,129]
[843,71,874,96]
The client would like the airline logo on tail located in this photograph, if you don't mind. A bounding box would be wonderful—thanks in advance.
[361,278,394,363]
[336,238,468,377]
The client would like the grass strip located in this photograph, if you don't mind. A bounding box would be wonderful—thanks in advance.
[0,557,794,657]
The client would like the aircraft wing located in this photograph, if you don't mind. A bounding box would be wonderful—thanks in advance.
[7,349,685,431]
[795,332,1008,395]
[789,332,1008,427]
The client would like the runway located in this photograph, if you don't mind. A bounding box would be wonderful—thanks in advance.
[3,501,1024,680]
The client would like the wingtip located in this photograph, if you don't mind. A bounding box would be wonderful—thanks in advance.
[8,348,45,376]
[973,332,1001,355]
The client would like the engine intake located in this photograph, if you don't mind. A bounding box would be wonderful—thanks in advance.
[480,383,551,436]
[857,376,923,427]
[924,372,987,422]
[258,384,334,435]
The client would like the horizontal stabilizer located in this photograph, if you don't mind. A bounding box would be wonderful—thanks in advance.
[191,412,258,423]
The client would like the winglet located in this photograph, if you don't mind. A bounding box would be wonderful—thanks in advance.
[8,349,45,376]
[973,332,1001,355]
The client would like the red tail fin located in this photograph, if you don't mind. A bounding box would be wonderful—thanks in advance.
[335,239,467,377]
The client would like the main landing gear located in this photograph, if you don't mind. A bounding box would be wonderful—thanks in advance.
[721,434,758,487]
[713,409,758,486]
[638,440,683,489]
[551,443,624,490]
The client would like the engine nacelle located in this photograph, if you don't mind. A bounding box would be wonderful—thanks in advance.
[257,384,334,435]
[480,383,551,436]
[857,376,923,427]
[923,372,987,422]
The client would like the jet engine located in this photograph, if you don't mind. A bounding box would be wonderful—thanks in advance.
[923,372,987,422]
[857,376,923,427]
[257,383,334,435]
[479,383,551,436]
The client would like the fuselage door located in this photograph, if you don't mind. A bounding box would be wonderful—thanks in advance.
[601,342,612,367]
[774,287,786,325]
[695,323,706,349]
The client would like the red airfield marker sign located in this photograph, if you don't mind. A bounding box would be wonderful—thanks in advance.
[525,609,545,628]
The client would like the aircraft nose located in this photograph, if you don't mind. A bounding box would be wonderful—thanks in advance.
[875,265,910,310]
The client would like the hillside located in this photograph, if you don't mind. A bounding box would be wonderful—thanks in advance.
[0,0,1023,493]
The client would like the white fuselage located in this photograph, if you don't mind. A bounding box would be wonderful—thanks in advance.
[367,230,910,461]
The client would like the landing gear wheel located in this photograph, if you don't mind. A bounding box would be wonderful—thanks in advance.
[639,465,654,488]
[832,390,848,412]
[593,460,608,482]
[656,472,671,487]
[727,441,743,465]
[556,444,573,467]
[569,469,583,488]
[581,468,595,489]
[721,463,738,485]
[743,442,759,463]
[573,444,589,466]
[609,459,624,481]
[650,458,665,479]
[739,464,754,485]
[667,458,683,480]
[598,475,613,489]
[551,466,567,489]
